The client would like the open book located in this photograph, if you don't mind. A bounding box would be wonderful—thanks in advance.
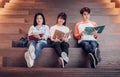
[28,34,44,41]
[84,25,105,35]
[53,29,71,39]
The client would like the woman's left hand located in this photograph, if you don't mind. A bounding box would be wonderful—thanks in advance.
[62,37,69,42]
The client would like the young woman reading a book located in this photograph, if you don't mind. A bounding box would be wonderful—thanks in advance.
[74,7,101,68]
[50,12,71,68]
[24,13,50,68]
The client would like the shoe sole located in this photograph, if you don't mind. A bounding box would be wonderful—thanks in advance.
[61,52,69,63]
[58,57,64,68]
[95,48,101,62]
[24,52,34,68]
[28,44,35,60]
[88,53,96,68]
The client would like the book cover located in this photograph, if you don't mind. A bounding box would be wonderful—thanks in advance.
[53,29,71,39]
[84,25,105,35]
[28,34,44,41]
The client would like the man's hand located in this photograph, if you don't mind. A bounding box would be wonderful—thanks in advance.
[92,30,98,37]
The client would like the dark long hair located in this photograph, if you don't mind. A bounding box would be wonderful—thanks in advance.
[33,13,46,27]
[56,12,67,25]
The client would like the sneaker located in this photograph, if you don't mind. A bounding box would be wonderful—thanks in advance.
[28,44,35,60]
[95,48,102,63]
[61,52,69,63]
[24,51,34,68]
[88,53,96,68]
[58,57,64,68]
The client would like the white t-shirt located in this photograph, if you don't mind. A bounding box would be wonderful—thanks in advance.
[78,22,96,43]
[50,25,71,39]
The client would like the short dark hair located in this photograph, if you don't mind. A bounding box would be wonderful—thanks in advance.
[80,7,91,15]
[57,12,67,25]
[33,13,46,27]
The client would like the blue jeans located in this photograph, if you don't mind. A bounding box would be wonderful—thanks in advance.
[79,40,99,53]
[29,40,47,61]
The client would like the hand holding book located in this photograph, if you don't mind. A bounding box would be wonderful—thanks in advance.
[84,25,105,35]
[28,34,44,41]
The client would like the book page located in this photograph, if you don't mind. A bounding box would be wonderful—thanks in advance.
[85,25,105,35]
[64,30,72,38]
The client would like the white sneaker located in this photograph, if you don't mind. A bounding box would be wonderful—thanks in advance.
[24,51,34,68]
[28,44,35,60]
[61,52,69,63]
[58,57,64,68]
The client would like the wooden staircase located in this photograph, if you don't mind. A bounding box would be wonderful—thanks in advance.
[0,0,120,77]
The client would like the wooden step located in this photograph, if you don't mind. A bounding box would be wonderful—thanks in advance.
[9,0,35,3]
[6,15,113,25]
[36,0,111,3]
[0,67,120,77]
[111,0,120,8]
[0,0,9,8]
[20,8,119,16]
[0,18,25,24]
[1,8,119,16]
[1,48,88,67]
[6,1,112,7]
[0,24,30,34]
[4,2,115,9]
[0,47,120,68]
[0,9,29,15]
[0,56,3,67]
[0,8,118,18]
[113,23,120,33]
[0,14,116,25]
[0,25,20,34]
[2,7,117,16]
[113,15,120,23]
[107,8,120,15]
[0,33,26,40]
[0,40,12,48]
[0,48,27,57]
[29,15,115,24]
[0,0,3,7]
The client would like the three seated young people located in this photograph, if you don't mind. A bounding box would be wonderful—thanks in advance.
[24,7,102,68]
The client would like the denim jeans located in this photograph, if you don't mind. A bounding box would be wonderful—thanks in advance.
[29,40,47,61]
[79,40,99,53]
[51,41,69,57]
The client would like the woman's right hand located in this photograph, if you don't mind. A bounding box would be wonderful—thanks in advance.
[54,38,61,42]
[50,36,61,42]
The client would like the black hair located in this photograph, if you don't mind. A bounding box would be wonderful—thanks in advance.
[80,7,91,15]
[57,12,67,25]
[33,13,46,26]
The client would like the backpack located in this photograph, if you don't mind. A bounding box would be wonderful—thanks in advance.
[17,36,28,47]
